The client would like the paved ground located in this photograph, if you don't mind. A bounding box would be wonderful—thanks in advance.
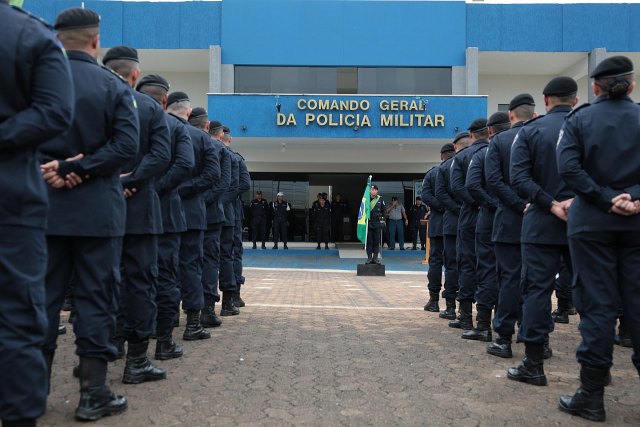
[43,269,638,426]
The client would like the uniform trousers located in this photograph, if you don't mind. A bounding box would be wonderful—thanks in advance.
[179,229,204,311]
[492,242,522,337]
[456,227,478,302]
[202,223,222,306]
[442,234,459,300]
[569,231,640,374]
[44,236,120,360]
[426,236,444,294]
[234,218,245,287]
[555,257,572,301]
[0,226,47,421]
[517,243,571,344]
[156,233,182,328]
[315,224,330,245]
[474,231,497,310]
[273,219,288,244]
[218,225,237,293]
[332,217,344,242]
[388,219,405,249]
[366,225,382,257]
[251,217,266,245]
[119,234,158,340]
[411,223,427,247]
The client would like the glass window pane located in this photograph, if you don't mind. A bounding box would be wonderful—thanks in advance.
[358,67,451,95]
[234,66,272,93]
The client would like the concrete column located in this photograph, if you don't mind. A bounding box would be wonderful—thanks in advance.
[465,47,479,95]
[451,66,466,95]
[208,45,222,93]
[588,48,607,102]
[221,64,234,93]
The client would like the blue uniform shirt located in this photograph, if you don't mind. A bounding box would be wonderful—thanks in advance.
[122,91,171,235]
[511,105,574,245]
[235,151,252,221]
[40,50,139,237]
[0,4,74,229]
[557,97,640,234]
[450,140,489,230]
[435,157,461,236]
[422,166,444,237]
[221,145,240,226]
[204,138,231,225]
[157,113,194,233]
[179,123,219,230]
[466,146,497,234]
[484,124,527,244]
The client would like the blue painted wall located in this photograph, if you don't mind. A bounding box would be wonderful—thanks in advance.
[21,1,640,56]
[207,94,487,140]
[221,0,466,66]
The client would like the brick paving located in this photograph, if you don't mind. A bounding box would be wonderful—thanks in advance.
[43,269,638,426]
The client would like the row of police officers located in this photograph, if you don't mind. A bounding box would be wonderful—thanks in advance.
[0,4,252,425]
[421,59,639,422]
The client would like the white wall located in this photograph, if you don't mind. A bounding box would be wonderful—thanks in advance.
[142,71,210,111]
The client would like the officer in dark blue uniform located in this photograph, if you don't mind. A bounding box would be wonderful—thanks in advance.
[449,118,490,332]
[331,194,348,242]
[272,192,292,250]
[200,120,230,327]
[224,127,251,307]
[103,46,170,385]
[434,133,468,320]
[462,112,510,342]
[421,143,453,312]
[508,78,578,387]
[313,196,332,249]
[0,2,73,425]
[557,56,640,421]
[40,7,137,421]
[137,74,194,360]
[552,259,576,323]
[483,95,534,358]
[219,132,241,316]
[365,185,386,264]
[250,191,269,249]
[408,197,428,251]
[167,92,218,340]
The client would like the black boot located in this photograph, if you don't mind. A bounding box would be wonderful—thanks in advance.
[439,299,456,320]
[261,243,267,249]
[423,292,440,312]
[615,317,633,347]
[252,243,257,249]
[111,333,125,360]
[234,290,246,308]
[62,296,74,312]
[365,255,373,264]
[372,255,380,264]
[183,310,211,340]
[155,317,184,360]
[272,243,278,250]
[507,343,547,386]
[552,298,570,324]
[316,243,321,250]
[449,300,473,330]
[75,357,127,421]
[200,304,222,328]
[325,243,330,250]
[43,350,55,394]
[2,419,36,427]
[122,340,167,384]
[567,300,577,315]
[220,292,240,316]
[544,341,553,359]
[559,365,607,422]
[462,306,492,342]
[487,335,513,358]
[283,244,288,250]
[58,324,66,335]
[173,311,180,327]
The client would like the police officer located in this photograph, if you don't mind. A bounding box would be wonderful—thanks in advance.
[408,197,428,251]
[434,133,468,320]
[0,2,73,425]
[462,112,510,342]
[331,193,348,242]
[313,196,332,249]
[103,46,171,385]
[450,119,490,332]
[422,143,454,312]
[168,92,218,340]
[40,7,137,420]
[199,120,230,327]
[223,127,251,307]
[272,192,291,249]
[137,74,194,360]
[483,95,534,358]
[557,56,640,421]
[365,185,386,264]
[508,79,578,386]
[250,191,269,249]
[218,126,241,316]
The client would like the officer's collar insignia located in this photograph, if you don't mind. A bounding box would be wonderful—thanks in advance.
[565,103,591,118]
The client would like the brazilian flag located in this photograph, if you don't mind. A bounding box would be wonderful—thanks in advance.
[357,175,372,244]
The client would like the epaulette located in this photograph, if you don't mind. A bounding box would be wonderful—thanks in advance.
[566,103,591,118]
[523,114,545,125]
[235,151,245,161]
[11,4,54,30]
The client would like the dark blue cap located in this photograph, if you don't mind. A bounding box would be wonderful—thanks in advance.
[54,7,100,31]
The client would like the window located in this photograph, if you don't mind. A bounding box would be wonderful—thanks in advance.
[235,66,451,95]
